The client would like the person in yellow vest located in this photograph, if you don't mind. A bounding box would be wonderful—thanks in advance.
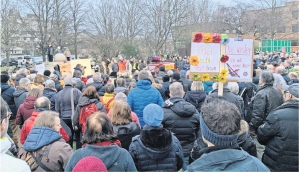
[100,83,115,112]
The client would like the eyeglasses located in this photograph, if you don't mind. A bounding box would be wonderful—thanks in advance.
[1,113,11,123]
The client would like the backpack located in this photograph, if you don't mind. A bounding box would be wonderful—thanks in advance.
[100,97,114,113]
[79,103,98,133]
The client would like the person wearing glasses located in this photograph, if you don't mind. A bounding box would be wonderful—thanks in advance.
[257,84,299,171]
[0,97,30,172]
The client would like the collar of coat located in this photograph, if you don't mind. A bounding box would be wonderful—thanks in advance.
[198,144,240,158]
[255,84,273,93]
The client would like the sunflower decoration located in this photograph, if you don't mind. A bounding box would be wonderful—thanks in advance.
[201,73,210,82]
[220,55,229,63]
[211,74,219,82]
[212,33,221,43]
[218,75,227,83]
[203,33,213,43]
[190,55,200,66]
[220,69,229,77]
[193,33,203,43]
[221,34,230,45]
[191,73,201,81]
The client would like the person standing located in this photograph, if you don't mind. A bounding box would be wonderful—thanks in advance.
[176,56,185,71]
[47,44,54,62]
[64,48,71,61]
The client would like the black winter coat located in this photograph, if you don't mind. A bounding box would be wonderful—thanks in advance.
[162,97,201,157]
[85,82,106,96]
[257,100,299,171]
[129,125,184,171]
[179,77,191,92]
[113,122,140,151]
[54,80,63,92]
[184,91,206,113]
[237,120,256,157]
[43,88,57,111]
[1,84,17,118]
[249,84,284,133]
[13,89,28,112]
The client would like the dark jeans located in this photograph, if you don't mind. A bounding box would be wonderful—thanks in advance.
[62,118,82,149]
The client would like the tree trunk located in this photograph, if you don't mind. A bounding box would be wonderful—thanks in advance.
[6,50,10,67]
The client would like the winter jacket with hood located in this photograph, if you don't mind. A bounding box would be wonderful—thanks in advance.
[20,111,69,145]
[43,88,57,111]
[129,125,184,171]
[127,79,163,127]
[249,84,284,133]
[73,96,106,128]
[257,100,299,171]
[1,83,17,119]
[113,122,140,150]
[85,82,106,96]
[53,65,61,80]
[65,144,137,171]
[16,96,37,125]
[19,126,73,171]
[15,73,26,87]
[55,85,82,119]
[162,97,201,157]
[184,91,206,112]
[72,77,86,92]
[1,137,30,172]
[13,89,28,111]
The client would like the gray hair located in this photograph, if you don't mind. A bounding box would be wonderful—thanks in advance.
[34,97,51,109]
[93,72,102,82]
[27,74,36,82]
[19,68,28,75]
[191,81,204,91]
[44,80,55,88]
[73,70,82,78]
[86,78,94,85]
[64,76,73,85]
[260,71,274,85]
[105,83,115,94]
[273,73,286,91]
[138,70,150,80]
[169,82,184,98]
[227,82,239,95]
[115,92,127,102]
[276,66,286,74]
[19,78,30,86]
[116,78,126,87]
[167,70,173,76]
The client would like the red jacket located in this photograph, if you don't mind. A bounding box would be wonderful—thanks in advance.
[118,61,126,73]
[16,96,37,125]
[20,111,69,144]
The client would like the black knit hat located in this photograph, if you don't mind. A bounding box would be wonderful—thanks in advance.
[43,70,51,76]
[172,72,180,81]
[1,74,10,83]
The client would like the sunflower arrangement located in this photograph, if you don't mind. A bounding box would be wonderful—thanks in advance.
[212,33,221,43]
[191,73,201,81]
[190,56,200,66]
[220,55,229,63]
[201,73,210,81]
[203,33,213,43]
[193,33,203,43]
[211,74,219,82]
[218,69,228,83]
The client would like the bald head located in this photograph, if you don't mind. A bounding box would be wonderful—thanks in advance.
[276,66,286,74]
[34,97,51,110]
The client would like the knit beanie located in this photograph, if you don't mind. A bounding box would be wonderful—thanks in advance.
[172,72,180,81]
[200,114,238,146]
[143,104,164,127]
[43,70,51,77]
[72,156,107,172]
[1,75,10,83]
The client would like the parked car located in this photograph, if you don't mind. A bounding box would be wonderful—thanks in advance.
[1,58,18,67]
[17,55,33,65]
[33,56,43,64]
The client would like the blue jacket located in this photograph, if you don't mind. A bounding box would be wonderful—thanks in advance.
[43,88,57,111]
[1,84,17,118]
[127,79,163,127]
[203,81,213,94]
[187,147,269,171]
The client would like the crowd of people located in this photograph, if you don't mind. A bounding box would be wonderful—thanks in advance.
[0,51,299,171]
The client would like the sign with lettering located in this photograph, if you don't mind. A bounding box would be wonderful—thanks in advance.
[35,63,45,73]
[225,38,253,82]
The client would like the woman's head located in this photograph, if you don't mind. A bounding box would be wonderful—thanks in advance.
[191,81,204,91]
[34,74,44,85]
[34,111,61,132]
[82,112,117,144]
[27,88,43,98]
[110,100,132,125]
[82,86,100,99]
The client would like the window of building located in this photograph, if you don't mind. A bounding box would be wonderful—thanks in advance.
[277,27,286,33]
[292,10,299,19]
[291,40,299,46]
[292,25,299,33]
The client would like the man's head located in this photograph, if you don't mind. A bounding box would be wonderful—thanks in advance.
[73,70,82,78]
[179,56,182,60]
[138,70,150,81]
[44,79,55,89]
[1,75,10,84]
[116,78,126,87]
[105,83,115,94]
[288,72,298,80]
[284,60,292,68]
[34,97,51,111]
[19,78,31,90]
[259,70,274,86]
[43,70,51,77]
[200,96,241,147]
[163,75,170,82]
[284,83,299,101]
[169,82,184,98]
[0,97,10,138]
[64,76,73,86]
[180,70,186,78]
[159,66,165,72]
[93,72,103,83]
[172,72,180,81]
[19,68,28,76]
[276,66,286,74]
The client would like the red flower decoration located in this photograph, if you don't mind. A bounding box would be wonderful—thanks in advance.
[193,33,203,43]
[212,33,221,43]
[220,55,229,63]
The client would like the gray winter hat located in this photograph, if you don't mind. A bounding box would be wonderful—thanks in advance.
[284,83,299,98]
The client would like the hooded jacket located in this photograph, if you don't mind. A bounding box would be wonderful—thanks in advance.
[257,100,299,171]
[1,138,30,172]
[179,76,191,92]
[20,111,69,144]
[65,144,137,171]
[72,77,86,92]
[13,89,28,111]
[127,79,163,127]
[43,88,57,111]
[53,65,61,80]
[73,96,106,127]
[184,91,206,112]
[19,127,73,171]
[55,85,82,119]
[16,96,37,125]
[1,83,17,118]
[129,125,183,171]
[15,73,26,87]
[85,82,106,96]
[113,122,140,150]
[162,97,201,157]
